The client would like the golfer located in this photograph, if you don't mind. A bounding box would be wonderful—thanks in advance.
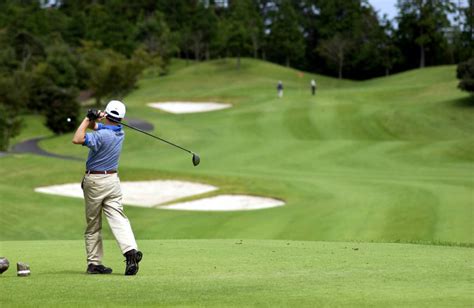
[72,100,142,275]
[277,81,284,98]
[311,79,317,96]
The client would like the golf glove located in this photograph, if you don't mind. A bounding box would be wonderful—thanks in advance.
[86,109,101,121]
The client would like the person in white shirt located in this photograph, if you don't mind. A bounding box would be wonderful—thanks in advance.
[311,79,317,96]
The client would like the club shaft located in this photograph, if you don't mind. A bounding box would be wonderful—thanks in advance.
[119,121,194,155]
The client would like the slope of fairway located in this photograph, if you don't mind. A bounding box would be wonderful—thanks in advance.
[0,239,472,307]
[2,58,473,246]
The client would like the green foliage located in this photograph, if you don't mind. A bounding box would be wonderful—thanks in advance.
[0,105,22,151]
[135,12,177,74]
[0,37,17,74]
[44,87,79,134]
[395,0,456,69]
[9,30,47,71]
[79,41,145,106]
[0,76,23,151]
[457,58,474,94]
[42,42,81,89]
[227,0,256,69]
[267,1,305,67]
[317,33,354,79]
[82,3,137,56]
[25,69,54,112]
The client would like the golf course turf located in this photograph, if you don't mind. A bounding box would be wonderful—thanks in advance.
[1,240,472,306]
[0,58,473,306]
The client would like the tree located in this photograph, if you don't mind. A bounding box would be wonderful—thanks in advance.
[0,31,17,75]
[395,0,456,69]
[457,58,474,94]
[135,12,176,74]
[41,40,82,89]
[348,8,403,78]
[299,0,390,78]
[227,0,255,69]
[0,76,23,151]
[0,104,22,151]
[458,2,474,61]
[266,0,305,67]
[44,86,79,134]
[83,3,137,56]
[79,42,145,107]
[317,33,354,79]
[378,16,402,76]
[211,17,231,60]
[10,30,46,71]
[186,3,219,61]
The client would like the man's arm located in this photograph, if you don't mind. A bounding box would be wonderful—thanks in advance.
[72,111,105,145]
[72,117,91,145]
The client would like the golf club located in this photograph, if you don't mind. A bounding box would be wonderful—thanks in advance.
[109,117,200,166]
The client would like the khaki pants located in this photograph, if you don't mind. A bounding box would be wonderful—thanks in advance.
[82,173,137,265]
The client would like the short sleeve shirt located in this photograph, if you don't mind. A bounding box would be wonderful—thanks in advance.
[83,123,124,171]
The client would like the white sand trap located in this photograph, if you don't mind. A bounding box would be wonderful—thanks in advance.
[148,102,231,114]
[35,180,217,207]
[160,195,285,212]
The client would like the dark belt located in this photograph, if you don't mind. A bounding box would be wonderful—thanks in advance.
[86,170,117,174]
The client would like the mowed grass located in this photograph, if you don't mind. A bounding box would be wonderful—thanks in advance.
[1,240,472,307]
[1,58,473,306]
[26,58,473,245]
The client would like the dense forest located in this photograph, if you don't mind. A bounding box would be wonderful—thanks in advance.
[0,0,472,149]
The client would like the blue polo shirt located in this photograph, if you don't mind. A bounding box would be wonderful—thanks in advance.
[83,123,124,171]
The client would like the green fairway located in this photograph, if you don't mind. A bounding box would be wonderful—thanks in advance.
[0,59,473,306]
[11,58,472,245]
[1,239,472,307]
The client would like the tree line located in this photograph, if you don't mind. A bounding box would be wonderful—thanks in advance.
[0,0,472,150]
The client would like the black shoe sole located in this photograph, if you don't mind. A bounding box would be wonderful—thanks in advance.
[87,270,112,274]
[86,266,113,275]
[125,251,143,276]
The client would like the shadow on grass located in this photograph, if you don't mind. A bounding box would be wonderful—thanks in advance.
[450,96,474,108]
[42,270,125,276]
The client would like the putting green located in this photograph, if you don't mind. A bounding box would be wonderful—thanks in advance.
[0,240,472,307]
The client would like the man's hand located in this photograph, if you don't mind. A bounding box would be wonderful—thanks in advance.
[86,109,101,121]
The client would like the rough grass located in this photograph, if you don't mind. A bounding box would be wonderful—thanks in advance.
[1,239,472,307]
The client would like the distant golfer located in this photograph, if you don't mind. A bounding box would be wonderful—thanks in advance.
[311,79,317,96]
[277,81,284,98]
[72,100,142,275]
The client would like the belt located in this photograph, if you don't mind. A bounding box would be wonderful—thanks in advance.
[86,170,117,174]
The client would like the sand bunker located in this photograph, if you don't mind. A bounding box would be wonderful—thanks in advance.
[159,195,285,211]
[35,181,285,211]
[35,180,217,207]
[148,102,231,114]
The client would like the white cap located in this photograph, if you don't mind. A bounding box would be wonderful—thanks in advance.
[105,100,126,119]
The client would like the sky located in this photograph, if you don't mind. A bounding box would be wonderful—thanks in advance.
[368,0,398,20]
[368,0,469,22]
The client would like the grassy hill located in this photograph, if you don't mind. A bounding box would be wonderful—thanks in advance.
[9,58,468,245]
[0,58,473,306]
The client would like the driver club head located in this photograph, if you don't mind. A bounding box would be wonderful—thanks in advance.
[192,153,200,166]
